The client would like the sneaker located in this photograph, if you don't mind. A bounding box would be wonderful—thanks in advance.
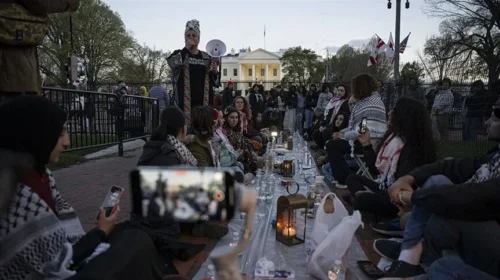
[371,220,404,237]
[378,260,426,279]
[191,222,229,239]
[373,239,402,261]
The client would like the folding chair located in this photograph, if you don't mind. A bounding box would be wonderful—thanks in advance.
[353,154,375,180]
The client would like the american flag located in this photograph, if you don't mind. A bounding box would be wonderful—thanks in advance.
[367,34,386,67]
[399,32,411,54]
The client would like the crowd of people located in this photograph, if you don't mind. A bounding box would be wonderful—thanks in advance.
[1,16,500,280]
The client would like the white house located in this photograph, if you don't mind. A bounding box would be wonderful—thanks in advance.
[220,48,284,92]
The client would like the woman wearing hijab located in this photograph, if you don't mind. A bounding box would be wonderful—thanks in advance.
[167,19,220,123]
[0,96,170,280]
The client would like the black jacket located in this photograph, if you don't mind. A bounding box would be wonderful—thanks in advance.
[410,146,500,223]
[137,140,181,166]
[249,92,265,113]
[221,87,235,109]
[305,93,318,110]
[285,92,297,109]
[321,101,350,127]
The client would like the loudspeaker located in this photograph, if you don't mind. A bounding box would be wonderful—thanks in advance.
[206,39,227,59]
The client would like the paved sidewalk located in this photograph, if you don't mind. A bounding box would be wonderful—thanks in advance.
[53,149,214,278]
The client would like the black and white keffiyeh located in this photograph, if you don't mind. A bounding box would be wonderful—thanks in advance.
[466,152,500,183]
[0,169,85,280]
[166,135,198,166]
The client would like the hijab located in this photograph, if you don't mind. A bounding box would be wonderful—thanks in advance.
[0,96,67,173]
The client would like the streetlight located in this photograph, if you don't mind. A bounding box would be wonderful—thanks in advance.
[387,0,410,86]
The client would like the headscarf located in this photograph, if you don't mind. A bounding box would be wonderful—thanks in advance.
[139,86,148,97]
[185,19,200,36]
[0,96,67,172]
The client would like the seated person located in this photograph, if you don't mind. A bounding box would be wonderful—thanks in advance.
[253,111,270,142]
[373,101,500,279]
[312,84,350,150]
[138,107,197,166]
[429,256,500,280]
[315,113,349,167]
[212,109,248,184]
[344,97,436,227]
[186,106,220,167]
[222,107,257,174]
[245,109,264,144]
[325,74,387,185]
[0,96,173,280]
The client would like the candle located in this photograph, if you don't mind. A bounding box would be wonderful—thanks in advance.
[282,227,296,238]
[276,221,284,232]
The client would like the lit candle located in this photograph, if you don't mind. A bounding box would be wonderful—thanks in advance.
[276,221,284,232]
[282,227,296,238]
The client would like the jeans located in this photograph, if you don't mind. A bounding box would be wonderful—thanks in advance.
[325,139,362,184]
[295,107,305,133]
[401,175,452,250]
[304,109,314,129]
[425,215,500,277]
[462,117,482,141]
[429,257,499,280]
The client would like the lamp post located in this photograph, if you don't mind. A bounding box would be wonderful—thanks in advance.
[387,0,410,105]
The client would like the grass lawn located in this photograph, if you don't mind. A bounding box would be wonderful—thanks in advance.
[48,147,109,170]
[437,140,496,159]
[69,133,117,149]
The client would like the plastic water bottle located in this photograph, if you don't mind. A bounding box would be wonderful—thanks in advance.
[328,260,344,280]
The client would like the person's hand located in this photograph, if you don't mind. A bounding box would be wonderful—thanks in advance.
[332,132,344,140]
[97,206,120,236]
[388,176,415,206]
[210,61,218,73]
[319,126,325,132]
[358,128,371,147]
[399,190,413,207]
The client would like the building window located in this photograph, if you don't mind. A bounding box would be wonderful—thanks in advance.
[273,69,278,76]
[223,68,227,76]
[260,69,265,77]
[248,68,253,76]
[233,69,237,76]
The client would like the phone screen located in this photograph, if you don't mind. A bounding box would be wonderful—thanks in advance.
[130,168,235,222]
[100,186,123,217]
[359,117,368,134]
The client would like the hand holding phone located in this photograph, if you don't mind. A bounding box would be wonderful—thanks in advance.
[358,117,368,134]
[97,205,120,236]
[97,185,124,219]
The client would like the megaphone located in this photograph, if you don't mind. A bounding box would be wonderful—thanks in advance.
[206,39,227,63]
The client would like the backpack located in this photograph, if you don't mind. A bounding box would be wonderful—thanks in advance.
[0,3,48,46]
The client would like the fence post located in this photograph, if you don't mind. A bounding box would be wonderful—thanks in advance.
[117,96,125,156]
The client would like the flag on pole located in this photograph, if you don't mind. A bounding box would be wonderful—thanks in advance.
[386,32,395,64]
[399,32,411,53]
[367,34,386,67]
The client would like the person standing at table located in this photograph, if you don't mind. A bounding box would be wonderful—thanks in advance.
[167,19,220,122]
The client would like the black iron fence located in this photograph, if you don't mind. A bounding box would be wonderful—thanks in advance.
[42,87,160,155]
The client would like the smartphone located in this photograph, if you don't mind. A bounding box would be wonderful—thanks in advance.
[358,117,368,134]
[98,185,124,219]
[357,260,385,278]
[130,167,235,222]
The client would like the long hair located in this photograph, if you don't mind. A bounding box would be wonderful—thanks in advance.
[351,73,377,100]
[223,107,242,133]
[232,96,250,116]
[337,84,351,100]
[381,97,437,166]
[150,107,185,141]
[192,106,215,141]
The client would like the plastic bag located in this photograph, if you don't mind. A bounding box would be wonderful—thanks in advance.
[306,193,348,262]
[308,211,363,280]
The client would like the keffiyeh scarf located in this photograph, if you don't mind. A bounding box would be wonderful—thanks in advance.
[166,135,198,166]
[0,169,85,280]
[375,134,404,190]
[466,152,500,183]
